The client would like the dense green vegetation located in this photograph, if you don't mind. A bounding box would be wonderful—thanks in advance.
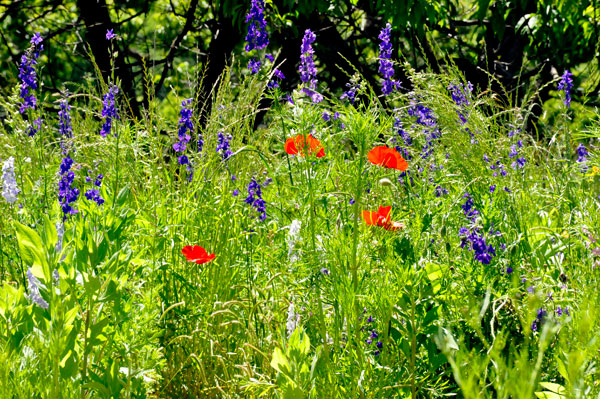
[1,1,600,398]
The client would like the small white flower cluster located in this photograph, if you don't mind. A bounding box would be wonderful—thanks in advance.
[286,302,300,337]
[2,157,20,204]
[26,268,49,309]
[55,221,65,252]
[287,219,302,263]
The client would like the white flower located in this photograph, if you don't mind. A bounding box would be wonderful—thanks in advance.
[55,221,64,252]
[26,268,48,309]
[1,157,20,204]
[286,302,300,337]
[287,220,302,263]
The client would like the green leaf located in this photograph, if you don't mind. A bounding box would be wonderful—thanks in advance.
[271,347,292,375]
[14,221,47,275]
[477,0,491,20]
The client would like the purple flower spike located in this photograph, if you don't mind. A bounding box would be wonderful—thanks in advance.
[299,29,323,103]
[378,23,400,96]
[18,33,44,114]
[558,70,574,108]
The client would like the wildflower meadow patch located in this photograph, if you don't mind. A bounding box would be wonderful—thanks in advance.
[1,1,600,398]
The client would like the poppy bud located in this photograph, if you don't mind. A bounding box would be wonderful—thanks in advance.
[379,178,393,187]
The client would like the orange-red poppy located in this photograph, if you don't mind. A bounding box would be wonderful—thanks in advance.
[182,245,215,264]
[367,146,408,171]
[362,205,405,231]
[285,134,325,158]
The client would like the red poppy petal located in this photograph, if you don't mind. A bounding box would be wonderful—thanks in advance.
[194,252,215,264]
[285,137,299,155]
[367,147,384,166]
[378,206,392,220]
[362,210,378,225]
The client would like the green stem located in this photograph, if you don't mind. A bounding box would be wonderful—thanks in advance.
[276,98,294,186]
[113,131,120,209]
[81,296,92,399]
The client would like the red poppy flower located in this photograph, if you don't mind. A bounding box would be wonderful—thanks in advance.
[362,206,405,231]
[367,146,408,171]
[182,245,215,264]
[285,134,325,158]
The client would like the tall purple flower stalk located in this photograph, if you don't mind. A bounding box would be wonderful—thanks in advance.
[18,33,43,114]
[299,29,323,103]
[245,0,269,73]
[216,132,233,161]
[57,97,79,219]
[99,85,119,137]
[576,143,588,173]
[378,23,400,96]
[84,173,104,206]
[448,81,473,124]
[459,194,497,265]
[245,177,267,221]
[558,70,574,108]
[173,99,193,162]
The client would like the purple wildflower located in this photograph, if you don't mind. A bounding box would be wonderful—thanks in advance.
[378,23,400,95]
[106,29,117,40]
[99,85,119,137]
[267,69,285,89]
[216,132,233,161]
[299,29,322,103]
[576,143,588,172]
[245,0,269,52]
[557,70,574,108]
[58,156,79,218]
[18,33,44,114]
[173,99,194,163]
[26,118,42,137]
[448,81,473,124]
[245,177,267,221]
[531,308,547,331]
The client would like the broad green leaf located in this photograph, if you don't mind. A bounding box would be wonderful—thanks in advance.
[271,347,292,375]
[14,221,47,275]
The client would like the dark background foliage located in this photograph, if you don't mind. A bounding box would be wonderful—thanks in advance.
[0,0,598,124]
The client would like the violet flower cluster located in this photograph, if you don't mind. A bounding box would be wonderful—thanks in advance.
[378,23,400,96]
[459,194,497,265]
[2,156,20,204]
[26,118,42,137]
[173,99,193,166]
[99,85,119,137]
[531,308,547,331]
[244,0,269,73]
[299,29,323,103]
[267,69,285,89]
[58,98,79,219]
[361,310,383,356]
[18,33,43,114]
[509,140,526,170]
[557,70,573,108]
[576,143,588,172]
[216,132,233,161]
[245,177,267,221]
[85,169,104,206]
[340,73,364,103]
[407,99,441,160]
